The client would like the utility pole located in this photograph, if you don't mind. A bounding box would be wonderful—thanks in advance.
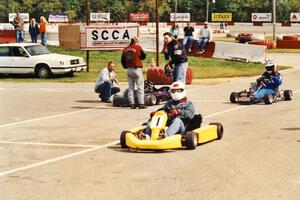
[206,0,209,22]
[174,0,177,23]
[86,0,90,72]
[273,0,276,42]
[156,0,159,67]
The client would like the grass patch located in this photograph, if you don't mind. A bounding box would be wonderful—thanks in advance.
[0,45,290,83]
[267,48,300,53]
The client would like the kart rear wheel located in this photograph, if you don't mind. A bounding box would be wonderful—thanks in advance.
[264,94,273,104]
[230,92,238,103]
[113,94,124,107]
[209,122,224,140]
[120,131,128,148]
[284,90,292,101]
[145,94,157,106]
[185,131,197,150]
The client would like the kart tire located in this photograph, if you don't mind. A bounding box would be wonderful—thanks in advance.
[230,92,238,103]
[120,131,128,148]
[209,122,224,140]
[113,95,124,107]
[145,94,157,106]
[185,131,197,150]
[284,90,292,101]
[264,94,273,104]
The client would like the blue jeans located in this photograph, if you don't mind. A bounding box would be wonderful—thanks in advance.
[198,37,209,51]
[173,62,188,83]
[145,117,186,136]
[16,30,24,43]
[253,88,275,102]
[41,32,47,46]
[31,35,38,43]
[183,36,194,50]
[95,81,120,101]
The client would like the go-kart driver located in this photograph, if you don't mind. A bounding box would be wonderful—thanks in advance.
[252,60,282,102]
[143,82,195,139]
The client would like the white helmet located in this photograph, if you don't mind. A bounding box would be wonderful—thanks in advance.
[170,82,186,101]
[265,59,277,73]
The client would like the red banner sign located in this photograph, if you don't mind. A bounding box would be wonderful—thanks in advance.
[130,13,150,22]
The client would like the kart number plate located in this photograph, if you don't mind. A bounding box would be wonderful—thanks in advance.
[150,116,166,128]
[239,97,250,102]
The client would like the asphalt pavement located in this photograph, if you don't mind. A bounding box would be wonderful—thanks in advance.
[0,54,299,200]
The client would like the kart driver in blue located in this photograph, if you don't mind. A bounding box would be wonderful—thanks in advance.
[252,60,282,102]
[143,82,195,139]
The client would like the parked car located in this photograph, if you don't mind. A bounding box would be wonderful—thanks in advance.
[0,43,86,78]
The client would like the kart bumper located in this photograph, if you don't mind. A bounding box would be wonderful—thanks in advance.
[125,133,183,150]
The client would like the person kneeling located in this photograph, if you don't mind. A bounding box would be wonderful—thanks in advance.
[144,82,195,138]
[94,61,120,103]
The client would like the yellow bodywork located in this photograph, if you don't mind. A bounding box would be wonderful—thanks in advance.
[123,111,220,150]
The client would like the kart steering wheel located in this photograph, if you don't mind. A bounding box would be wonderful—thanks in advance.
[144,80,155,92]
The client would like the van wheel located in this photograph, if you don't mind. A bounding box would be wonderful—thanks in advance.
[120,131,128,148]
[185,131,197,150]
[36,65,52,79]
[209,122,224,140]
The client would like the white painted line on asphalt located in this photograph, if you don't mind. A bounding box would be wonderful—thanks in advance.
[204,106,247,119]
[0,105,116,129]
[0,106,247,178]
[0,141,119,178]
[0,141,99,148]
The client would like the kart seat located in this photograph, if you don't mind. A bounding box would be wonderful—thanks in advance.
[186,114,202,131]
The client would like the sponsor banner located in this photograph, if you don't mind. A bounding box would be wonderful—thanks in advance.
[290,13,300,22]
[85,26,139,49]
[211,13,232,22]
[252,13,272,22]
[130,13,150,22]
[170,13,190,22]
[49,14,69,23]
[9,13,29,22]
[90,13,110,22]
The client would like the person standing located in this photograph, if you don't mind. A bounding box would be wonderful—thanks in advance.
[29,18,39,43]
[39,16,48,46]
[183,22,194,52]
[170,22,180,39]
[198,22,213,54]
[121,37,147,109]
[163,32,188,83]
[12,12,24,43]
[95,61,120,103]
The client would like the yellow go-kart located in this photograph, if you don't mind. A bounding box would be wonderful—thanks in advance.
[120,111,223,150]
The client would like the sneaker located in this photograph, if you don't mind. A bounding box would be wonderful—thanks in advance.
[188,49,192,53]
[200,49,205,54]
[138,104,147,109]
[138,132,150,140]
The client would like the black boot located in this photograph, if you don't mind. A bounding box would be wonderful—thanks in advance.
[138,104,147,109]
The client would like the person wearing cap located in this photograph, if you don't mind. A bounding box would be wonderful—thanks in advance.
[94,61,120,103]
[183,22,194,52]
[12,12,25,43]
[121,36,147,109]
[143,82,195,139]
[252,60,282,102]
[163,32,188,83]
[198,22,213,54]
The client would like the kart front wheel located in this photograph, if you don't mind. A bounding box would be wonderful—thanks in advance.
[185,131,197,150]
[284,90,292,101]
[209,122,224,140]
[264,94,273,104]
[120,131,128,148]
[230,92,238,103]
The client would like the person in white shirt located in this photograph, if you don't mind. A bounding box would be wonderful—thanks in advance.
[198,22,213,54]
[95,61,120,103]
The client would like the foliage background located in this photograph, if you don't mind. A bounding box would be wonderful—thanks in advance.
[0,0,300,23]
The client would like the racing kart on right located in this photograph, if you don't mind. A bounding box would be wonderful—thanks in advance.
[230,82,293,105]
